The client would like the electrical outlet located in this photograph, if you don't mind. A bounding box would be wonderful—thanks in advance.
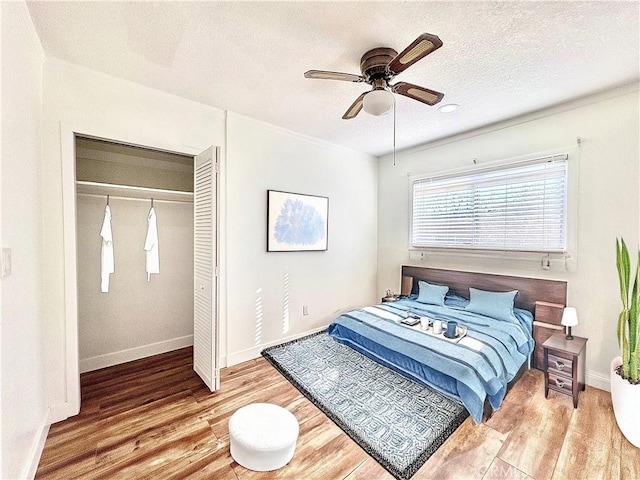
[541,256,551,270]
[303,305,309,316]
[1,248,11,277]
[408,251,427,261]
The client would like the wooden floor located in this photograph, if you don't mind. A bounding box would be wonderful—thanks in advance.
[36,347,640,480]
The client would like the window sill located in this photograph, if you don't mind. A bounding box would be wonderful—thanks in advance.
[408,249,575,272]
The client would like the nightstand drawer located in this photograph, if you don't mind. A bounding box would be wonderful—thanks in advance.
[548,353,573,376]
[548,372,573,394]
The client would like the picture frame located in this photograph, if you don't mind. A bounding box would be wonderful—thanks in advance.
[267,190,329,252]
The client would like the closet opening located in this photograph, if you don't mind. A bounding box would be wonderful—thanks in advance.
[72,136,218,406]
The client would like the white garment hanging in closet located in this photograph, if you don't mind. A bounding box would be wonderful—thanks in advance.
[144,206,159,281]
[100,204,114,292]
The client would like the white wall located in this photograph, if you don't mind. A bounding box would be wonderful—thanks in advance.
[40,58,378,424]
[0,2,49,478]
[77,196,194,372]
[377,86,640,388]
[41,58,226,419]
[224,113,378,365]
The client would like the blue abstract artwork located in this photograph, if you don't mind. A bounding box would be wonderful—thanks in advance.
[268,191,328,251]
[274,199,326,245]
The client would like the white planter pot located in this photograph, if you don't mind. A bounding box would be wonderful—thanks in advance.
[610,357,640,448]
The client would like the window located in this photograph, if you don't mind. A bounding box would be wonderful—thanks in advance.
[411,154,568,253]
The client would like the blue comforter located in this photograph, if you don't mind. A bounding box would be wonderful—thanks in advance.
[327,296,534,423]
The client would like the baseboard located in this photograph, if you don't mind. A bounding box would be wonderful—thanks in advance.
[79,335,194,373]
[225,326,328,367]
[23,410,50,480]
[586,369,610,392]
[47,402,75,424]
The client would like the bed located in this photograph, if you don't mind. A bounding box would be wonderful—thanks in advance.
[327,266,567,423]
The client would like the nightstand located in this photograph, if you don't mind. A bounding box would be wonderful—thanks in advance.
[543,332,587,408]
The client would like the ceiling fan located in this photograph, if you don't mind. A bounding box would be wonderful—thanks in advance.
[304,33,445,120]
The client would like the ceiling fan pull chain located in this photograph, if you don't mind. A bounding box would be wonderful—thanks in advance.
[393,96,397,166]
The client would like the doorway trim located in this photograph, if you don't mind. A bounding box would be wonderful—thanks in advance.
[57,121,218,421]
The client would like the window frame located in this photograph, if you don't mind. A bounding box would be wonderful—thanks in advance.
[408,147,579,262]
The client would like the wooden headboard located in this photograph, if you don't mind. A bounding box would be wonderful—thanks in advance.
[400,266,567,313]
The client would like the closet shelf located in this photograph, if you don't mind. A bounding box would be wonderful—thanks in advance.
[76,181,194,203]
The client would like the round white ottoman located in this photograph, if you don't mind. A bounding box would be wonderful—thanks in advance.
[229,403,299,471]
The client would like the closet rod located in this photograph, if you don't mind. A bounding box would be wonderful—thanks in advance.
[77,192,192,205]
[76,180,192,196]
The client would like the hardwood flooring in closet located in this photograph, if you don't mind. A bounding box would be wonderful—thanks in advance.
[36,347,639,479]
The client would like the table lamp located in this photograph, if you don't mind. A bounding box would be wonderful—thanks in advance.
[561,307,578,340]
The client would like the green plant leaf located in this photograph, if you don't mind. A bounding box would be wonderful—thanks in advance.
[631,248,640,355]
[630,351,639,383]
[615,238,640,381]
[618,310,626,349]
[617,238,630,309]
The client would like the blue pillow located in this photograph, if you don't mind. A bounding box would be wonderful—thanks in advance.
[416,281,449,306]
[466,287,519,323]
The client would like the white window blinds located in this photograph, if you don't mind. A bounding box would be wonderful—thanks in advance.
[411,155,568,252]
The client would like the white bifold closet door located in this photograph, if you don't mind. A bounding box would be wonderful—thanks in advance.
[194,146,219,391]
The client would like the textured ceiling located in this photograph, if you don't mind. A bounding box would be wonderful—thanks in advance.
[26,1,640,157]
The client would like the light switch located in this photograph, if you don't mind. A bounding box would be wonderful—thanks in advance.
[1,248,11,277]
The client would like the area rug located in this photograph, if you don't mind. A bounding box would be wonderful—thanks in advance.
[261,331,469,480]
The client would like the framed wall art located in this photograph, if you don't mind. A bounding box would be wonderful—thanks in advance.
[267,190,329,252]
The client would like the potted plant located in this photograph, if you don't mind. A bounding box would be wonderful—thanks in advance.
[612,238,640,447]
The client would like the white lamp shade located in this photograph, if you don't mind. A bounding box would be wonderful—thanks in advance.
[362,89,394,116]
[561,307,579,327]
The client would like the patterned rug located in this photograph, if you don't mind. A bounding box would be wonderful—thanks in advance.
[261,331,469,480]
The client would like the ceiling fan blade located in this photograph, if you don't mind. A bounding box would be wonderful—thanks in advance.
[391,82,444,106]
[342,92,367,119]
[304,70,365,82]
[387,33,443,75]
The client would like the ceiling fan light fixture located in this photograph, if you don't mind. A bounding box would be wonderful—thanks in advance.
[438,103,459,114]
[363,89,394,116]
[305,32,444,120]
